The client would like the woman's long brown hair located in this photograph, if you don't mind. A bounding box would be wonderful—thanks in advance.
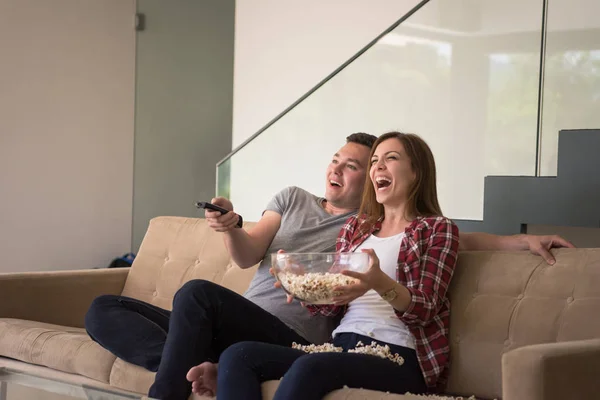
[358,132,443,227]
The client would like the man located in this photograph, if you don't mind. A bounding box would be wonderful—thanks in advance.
[85,133,573,400]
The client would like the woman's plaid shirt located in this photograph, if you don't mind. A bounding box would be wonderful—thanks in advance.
[306,215,459,391]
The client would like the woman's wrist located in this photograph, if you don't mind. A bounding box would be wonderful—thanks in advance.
[371,273,411,311]
[371,271,395,294]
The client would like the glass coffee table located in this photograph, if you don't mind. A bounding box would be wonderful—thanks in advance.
[0,368,155,400]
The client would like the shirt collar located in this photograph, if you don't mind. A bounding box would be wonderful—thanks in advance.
[362,215,423,236]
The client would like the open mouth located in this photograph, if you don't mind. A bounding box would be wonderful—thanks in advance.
[375,177,392,190]
[329,180,343,188]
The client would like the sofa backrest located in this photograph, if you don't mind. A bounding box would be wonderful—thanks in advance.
[121,217,258,310]
[446,248,600,399]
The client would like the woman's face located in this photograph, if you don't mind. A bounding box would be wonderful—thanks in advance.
[369,138,416,207]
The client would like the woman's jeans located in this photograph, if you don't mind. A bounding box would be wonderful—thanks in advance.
[84,279,309,400]
[217,332,427,400]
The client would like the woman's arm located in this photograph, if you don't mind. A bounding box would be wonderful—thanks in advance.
[391,217,459,326]
[371,273,411,312]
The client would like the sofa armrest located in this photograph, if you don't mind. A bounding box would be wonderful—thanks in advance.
[502,339,600,400]
[0,268,129,328]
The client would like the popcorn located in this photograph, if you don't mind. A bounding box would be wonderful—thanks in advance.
[278,272,358,304]
[291,342,343,353]
[404,395,479,400]
[348,341,405,366]
[292,341,487,400]
[291,340,405,366]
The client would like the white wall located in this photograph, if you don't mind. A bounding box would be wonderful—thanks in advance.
[0,0,136,272]
[233,0,423,148]
[229,0,542,222]
[229,0,600,223]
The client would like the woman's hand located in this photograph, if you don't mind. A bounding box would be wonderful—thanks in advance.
[332,249,385,305]
[331,280,370,305]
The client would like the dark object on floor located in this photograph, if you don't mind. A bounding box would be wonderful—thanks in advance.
[108,253,136,268]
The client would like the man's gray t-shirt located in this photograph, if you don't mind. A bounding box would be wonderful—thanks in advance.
[243,186,356,344]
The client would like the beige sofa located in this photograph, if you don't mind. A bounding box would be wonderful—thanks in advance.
[1,216,600,400]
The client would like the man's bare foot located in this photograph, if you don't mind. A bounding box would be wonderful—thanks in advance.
[186,362,218,397]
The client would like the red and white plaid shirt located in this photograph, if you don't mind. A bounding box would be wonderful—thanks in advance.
[306,214,459,392]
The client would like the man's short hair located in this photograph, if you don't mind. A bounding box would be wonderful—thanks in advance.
[346,132,378,149]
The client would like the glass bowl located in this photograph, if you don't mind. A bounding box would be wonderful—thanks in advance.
[271,252,369,304]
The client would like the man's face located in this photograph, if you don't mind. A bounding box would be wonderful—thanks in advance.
[324,142,370,209]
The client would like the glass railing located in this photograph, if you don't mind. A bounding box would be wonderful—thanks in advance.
[540,1,600,175]
[217,0,600,223]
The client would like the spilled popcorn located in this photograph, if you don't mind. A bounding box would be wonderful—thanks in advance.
[403,395,479,400]
[291,340,405,366]
[291,342,342,353]
[348,340,405,366]
[292,344,491,400]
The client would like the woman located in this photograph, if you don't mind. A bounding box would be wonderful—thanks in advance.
[214,132,459,399]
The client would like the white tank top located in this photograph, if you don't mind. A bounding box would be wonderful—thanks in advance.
[332,232,416,349]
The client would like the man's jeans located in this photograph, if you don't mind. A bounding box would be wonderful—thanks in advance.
[84,279,310,400]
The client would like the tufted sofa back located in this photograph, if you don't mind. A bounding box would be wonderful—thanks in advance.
[120,217,258,309]
[445,249,600,399]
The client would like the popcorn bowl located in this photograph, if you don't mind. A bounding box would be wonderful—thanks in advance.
[271,252,370,304]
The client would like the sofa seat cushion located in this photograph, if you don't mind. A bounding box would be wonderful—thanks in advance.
[109,358,217,400]
[0,318,115,383]
[107,360,479,400]
[109,357,155,394]
[262,380,485,400]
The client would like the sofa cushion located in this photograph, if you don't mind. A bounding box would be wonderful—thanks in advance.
[109,357,155,394]
[120,217,258,310]
[0,318,115,382]
[262,380,479,400]
[107,360,471,400]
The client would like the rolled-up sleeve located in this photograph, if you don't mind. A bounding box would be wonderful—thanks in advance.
[396,218,459,326]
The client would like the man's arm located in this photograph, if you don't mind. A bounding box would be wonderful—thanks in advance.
[460,232,575,264]
[205,198,282,269]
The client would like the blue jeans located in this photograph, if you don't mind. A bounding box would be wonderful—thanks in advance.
[217,332,427,400]
[84,279,309,400]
